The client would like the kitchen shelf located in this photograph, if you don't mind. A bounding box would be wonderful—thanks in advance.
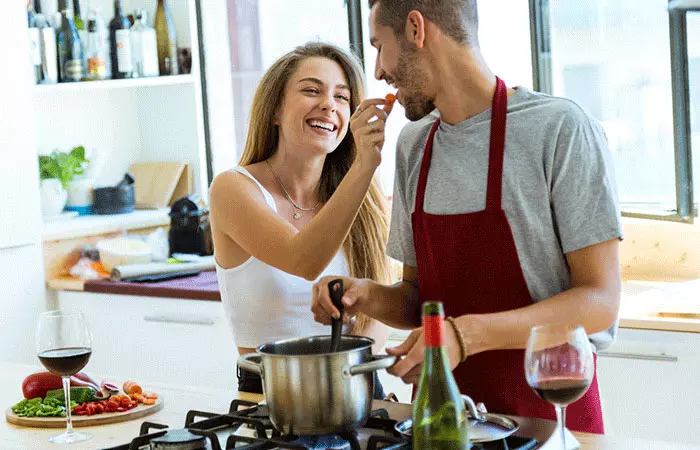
[34,74,196,94]
[42,208,170,241]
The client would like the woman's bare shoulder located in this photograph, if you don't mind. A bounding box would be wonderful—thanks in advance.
[210,166,267,208]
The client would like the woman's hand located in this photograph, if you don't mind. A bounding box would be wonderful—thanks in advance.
[350,98,394,169]
[311,275,371,325]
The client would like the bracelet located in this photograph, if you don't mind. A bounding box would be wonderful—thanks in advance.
[446,316,468,363]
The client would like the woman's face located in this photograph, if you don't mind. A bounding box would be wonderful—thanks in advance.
[276,57,352,156]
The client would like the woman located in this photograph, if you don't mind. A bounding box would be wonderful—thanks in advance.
[209,42,395,398]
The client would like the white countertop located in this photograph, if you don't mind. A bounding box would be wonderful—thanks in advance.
[3,361,697,450]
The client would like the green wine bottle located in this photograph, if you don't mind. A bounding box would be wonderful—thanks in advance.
[57,0,85,82]
[154,0,178,75]
[412,302,469,449]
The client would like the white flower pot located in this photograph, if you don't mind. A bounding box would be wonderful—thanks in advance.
[40,178,68,217]
[66,178,94,215]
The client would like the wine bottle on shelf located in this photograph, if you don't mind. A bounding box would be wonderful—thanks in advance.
[73,0,86,44]
[28,0,43,83]
[85,7,108,80]
[109,0,132,79]
[412,302,469,449]
[130,10,159,78]
[154,0,178,75]
[57,0,85,82]
[34,0,42,14]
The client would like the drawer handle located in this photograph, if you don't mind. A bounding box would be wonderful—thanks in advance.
[143,315,215,326]
[598,351,678,362]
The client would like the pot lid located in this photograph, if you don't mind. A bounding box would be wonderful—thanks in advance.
[394,395,520,443]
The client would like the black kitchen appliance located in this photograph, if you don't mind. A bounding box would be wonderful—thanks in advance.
[92,173,135,215]
[168,195,213,256]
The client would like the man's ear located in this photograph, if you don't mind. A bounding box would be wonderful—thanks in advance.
[404,10,426,49]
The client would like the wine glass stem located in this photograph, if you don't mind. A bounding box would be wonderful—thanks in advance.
[556,405,567,449]
[62,376,74,434]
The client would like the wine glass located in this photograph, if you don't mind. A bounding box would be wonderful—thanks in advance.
[36,310,93,444]
[525,324,594,450]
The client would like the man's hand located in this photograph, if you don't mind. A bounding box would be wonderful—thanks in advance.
[385,322,462,385]
[311,276,371,325]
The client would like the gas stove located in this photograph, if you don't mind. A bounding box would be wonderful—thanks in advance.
[103,399,538,450]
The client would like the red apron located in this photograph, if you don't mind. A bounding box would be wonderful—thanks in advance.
[410,77,605,434]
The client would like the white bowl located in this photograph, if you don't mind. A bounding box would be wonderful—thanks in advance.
[96,238,152,272]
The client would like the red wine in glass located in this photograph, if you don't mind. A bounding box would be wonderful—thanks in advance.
[36,310,93,444]
[38,347,92,376]
[532,377,591,406]
[525,324,594,450]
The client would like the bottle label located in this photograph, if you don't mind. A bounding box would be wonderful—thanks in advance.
[423,316,445,347]
[132,30,159,77]
[142,32,160,76]
[115,29,133,72]
[64,59,83,81]
[87,57,107,77]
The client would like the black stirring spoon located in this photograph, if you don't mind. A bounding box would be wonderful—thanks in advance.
[328,279,344,353]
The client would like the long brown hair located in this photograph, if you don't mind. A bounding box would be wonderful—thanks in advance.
[238,42,394,332]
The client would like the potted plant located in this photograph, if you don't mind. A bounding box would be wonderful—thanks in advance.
[38,146,90,217]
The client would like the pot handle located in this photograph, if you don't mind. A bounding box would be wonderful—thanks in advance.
[346,354,397,376]
[237,353,263,375]
[462,394,488,423]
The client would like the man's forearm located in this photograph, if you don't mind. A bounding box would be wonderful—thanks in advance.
[458,286,620,355]
[362,279,421,330]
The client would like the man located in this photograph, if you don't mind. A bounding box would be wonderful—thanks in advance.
[312,0,622,433]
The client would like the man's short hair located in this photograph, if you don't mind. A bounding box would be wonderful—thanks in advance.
[368,0,479,46]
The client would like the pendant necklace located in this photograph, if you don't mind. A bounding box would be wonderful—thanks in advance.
[265,159,321,220]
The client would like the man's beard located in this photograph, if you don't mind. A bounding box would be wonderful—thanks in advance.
[394,46,435,121]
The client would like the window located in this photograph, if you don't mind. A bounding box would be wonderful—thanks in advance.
[532,0,700,222]
[359,0,533,195]
[219,0,350,175]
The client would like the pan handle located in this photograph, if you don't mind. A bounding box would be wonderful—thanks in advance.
[346,354,397,376]
[237,353,263,375]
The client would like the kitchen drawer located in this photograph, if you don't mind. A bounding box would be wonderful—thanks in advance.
[596,328,700,445]
[58,291,239,389]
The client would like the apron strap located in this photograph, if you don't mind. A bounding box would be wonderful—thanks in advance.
[414,77,508,214]
[414,119,441,214]
[486,77,508,212]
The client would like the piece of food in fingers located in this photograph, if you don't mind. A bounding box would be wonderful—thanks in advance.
[385,92,397,108]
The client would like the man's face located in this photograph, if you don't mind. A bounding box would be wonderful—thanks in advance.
[369,4,435,121]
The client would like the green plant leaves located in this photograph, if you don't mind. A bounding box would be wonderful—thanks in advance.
[38,146,90,189]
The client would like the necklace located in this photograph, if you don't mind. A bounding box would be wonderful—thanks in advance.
[265,160,321,220]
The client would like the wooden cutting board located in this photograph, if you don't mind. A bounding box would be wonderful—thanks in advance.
[5,397,163,428]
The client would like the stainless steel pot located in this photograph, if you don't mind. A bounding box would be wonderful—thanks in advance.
[237,335,397,435]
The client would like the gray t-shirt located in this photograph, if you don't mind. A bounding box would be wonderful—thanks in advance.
[387,87,623,351]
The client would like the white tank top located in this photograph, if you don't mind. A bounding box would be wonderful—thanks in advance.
[215,166,351,348]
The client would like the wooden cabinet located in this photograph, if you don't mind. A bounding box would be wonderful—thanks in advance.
[596,328,700,445]
[58,291,239,389]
